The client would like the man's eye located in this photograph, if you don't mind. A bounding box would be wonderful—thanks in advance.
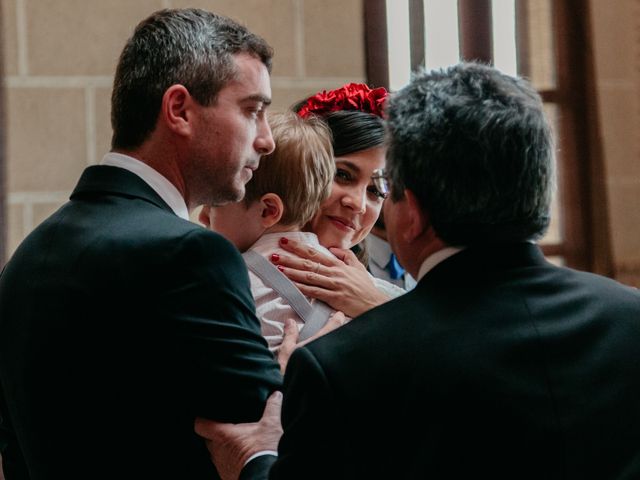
[367,186,386,200]
[247,105,265,118]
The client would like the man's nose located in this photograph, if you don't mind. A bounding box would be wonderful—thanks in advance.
[255,120,275,155]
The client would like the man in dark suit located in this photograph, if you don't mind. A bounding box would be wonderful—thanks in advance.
[0,9,282,479]
[196,63,640,479]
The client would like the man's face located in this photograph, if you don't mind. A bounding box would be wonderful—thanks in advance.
[383,191,409,274]
[185,53,275,207]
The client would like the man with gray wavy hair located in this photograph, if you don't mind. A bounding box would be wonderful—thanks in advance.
[0,8,281,479]
[196,62,640,480]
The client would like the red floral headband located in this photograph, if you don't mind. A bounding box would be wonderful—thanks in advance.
[297,83,388,119]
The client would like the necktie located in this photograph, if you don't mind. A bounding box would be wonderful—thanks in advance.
[387,253,405,280]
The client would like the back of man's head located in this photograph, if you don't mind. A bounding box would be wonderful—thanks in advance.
[386,62,555,246]
[110,8,273,151]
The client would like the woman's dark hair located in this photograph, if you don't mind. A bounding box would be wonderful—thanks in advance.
[292,98,386,267]
[291,99,386,156]
[322,110,386,156]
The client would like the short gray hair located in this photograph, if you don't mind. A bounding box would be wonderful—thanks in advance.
[386,62,556,245]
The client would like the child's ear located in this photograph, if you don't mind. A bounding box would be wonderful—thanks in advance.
[198,205,212,228]
[259,193,284,228]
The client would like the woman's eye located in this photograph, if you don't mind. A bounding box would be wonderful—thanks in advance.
[335,169,352,183]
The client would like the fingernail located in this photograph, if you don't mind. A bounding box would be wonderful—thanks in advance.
[277,265,285,272]
[280,237,288,245]
[271,253,280,262]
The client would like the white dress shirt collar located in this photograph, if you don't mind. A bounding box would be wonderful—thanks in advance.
[100,152,190,220]
[366,233,393,268]
[417,246,465,281]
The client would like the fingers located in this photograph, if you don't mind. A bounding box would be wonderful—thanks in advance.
[280,318,299,355]
[321,311,347,333]
[277,318,300,373]
[297,311,347,348]
[293,282,336,306]
[271,253,326,276]
[329,311,347,324]
[263,391,283,419]
[278,264,336,289]
[277,237,337,267]
[194,391,283,440]
[328,247,364,268]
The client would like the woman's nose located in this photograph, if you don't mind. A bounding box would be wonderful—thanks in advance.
[341,186,366,214]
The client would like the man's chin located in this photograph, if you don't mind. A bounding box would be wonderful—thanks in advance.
[209,186,244,206]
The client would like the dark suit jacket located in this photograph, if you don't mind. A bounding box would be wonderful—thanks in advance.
[0,165,282,479]
[249,243,640,479]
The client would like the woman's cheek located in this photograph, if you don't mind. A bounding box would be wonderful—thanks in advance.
[363,202,382,231]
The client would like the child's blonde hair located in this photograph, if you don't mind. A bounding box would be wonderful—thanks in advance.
[244,111,335,227]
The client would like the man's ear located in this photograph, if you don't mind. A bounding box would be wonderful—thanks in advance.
[259,193,284,228]
[402,189,429,243]
[161,84,193,137]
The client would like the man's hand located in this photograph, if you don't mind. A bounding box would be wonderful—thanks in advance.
[194,391,283,480]
[277,312,346,373]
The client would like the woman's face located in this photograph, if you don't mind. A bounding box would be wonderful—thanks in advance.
[307,146,386,249]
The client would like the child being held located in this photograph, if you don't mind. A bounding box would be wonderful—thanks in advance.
[199,111,336,349]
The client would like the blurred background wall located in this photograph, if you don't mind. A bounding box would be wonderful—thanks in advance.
[1,0,367,254]
[0,0,638,286]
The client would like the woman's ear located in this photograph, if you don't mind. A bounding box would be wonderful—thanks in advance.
[161,84,193,137]
[402,189,429,243]
[259,193,284,228]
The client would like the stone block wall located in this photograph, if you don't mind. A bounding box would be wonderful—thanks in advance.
[2,0,366,256]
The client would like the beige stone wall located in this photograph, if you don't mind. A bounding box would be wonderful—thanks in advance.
[2,0,365,256]
[589,0,640,286]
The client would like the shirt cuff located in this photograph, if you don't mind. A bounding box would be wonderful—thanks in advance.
[244,450,278,467]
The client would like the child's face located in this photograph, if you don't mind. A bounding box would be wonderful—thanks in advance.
[200,201,264,252]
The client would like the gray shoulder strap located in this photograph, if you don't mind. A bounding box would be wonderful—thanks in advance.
[242,250,332,341]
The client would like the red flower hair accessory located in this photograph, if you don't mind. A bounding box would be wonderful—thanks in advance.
[297,83,388,119]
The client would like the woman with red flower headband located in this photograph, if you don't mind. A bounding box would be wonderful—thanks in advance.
[269,83,406,319]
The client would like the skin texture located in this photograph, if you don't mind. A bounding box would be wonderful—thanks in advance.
[200,202,267,252]
[306,146,386,249]
[183,53,275,207]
